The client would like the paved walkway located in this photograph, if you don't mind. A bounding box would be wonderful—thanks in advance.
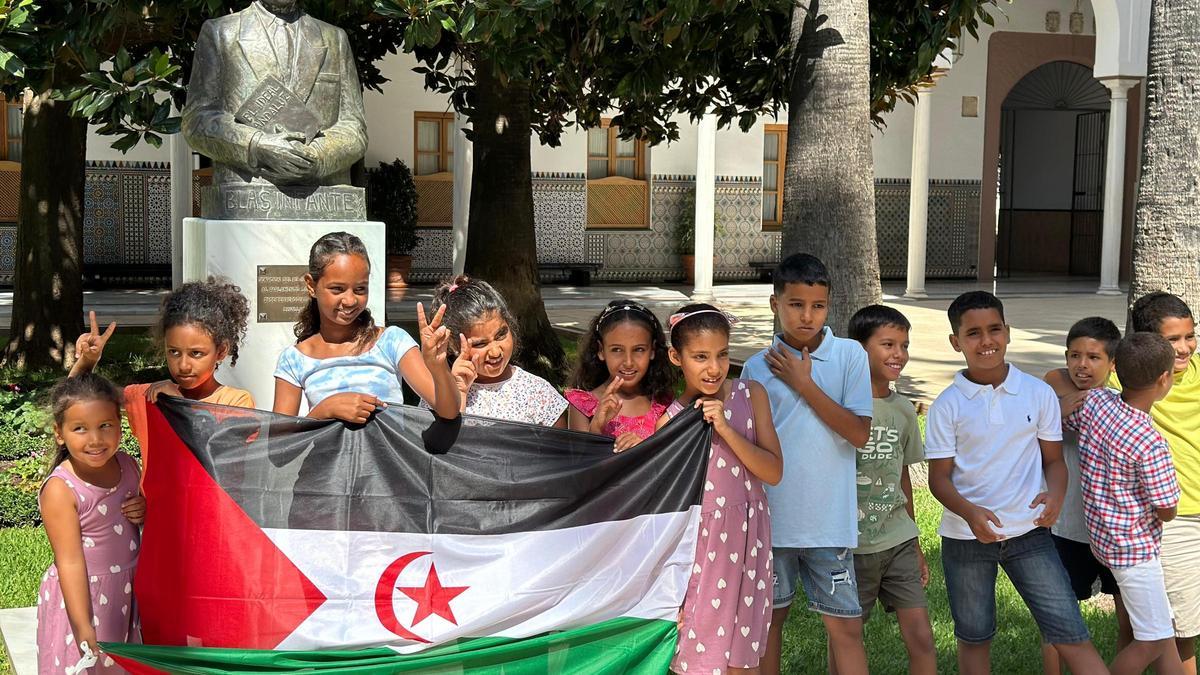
[0,279,1126,404]
[0,607,34,675]
[388,279,1126,403]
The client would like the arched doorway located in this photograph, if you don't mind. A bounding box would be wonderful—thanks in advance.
[996,61,1110,278]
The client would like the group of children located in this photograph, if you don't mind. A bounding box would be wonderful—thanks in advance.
[32,232,1200,675]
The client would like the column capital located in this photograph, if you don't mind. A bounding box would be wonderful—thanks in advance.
[1098,76,1141,98]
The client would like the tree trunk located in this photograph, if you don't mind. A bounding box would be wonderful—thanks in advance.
[780,0,881,334]
[2,91,87,371]
[464,61,566,385]
[1128,0,1200,312]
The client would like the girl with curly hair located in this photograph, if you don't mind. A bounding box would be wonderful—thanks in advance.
[69,277,255,456]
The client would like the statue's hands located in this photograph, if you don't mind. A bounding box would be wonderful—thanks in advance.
[254,131,316,182]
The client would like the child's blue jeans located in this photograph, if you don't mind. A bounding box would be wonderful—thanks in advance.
[942,527,1092,645]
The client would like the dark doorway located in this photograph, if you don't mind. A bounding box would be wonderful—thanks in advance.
[996,61,1109,277]
[1069,111,1106,276]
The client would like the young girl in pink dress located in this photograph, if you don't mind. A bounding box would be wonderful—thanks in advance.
[658,304,783,675]
[37,374,145,673]
[566,300,675,450]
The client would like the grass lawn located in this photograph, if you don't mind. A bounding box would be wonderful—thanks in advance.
[0,490,1120,674]
[781,489,1119,673]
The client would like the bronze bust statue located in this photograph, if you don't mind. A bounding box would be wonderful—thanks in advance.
[183,0,369,219]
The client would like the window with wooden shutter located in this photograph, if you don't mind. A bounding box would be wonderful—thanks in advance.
[0,95,23,162]
[762,124,786,231]
[586,120,649,229]
[413,112,455,227]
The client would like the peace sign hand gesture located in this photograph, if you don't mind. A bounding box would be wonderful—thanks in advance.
[451,334,481,395]
[417,303,451,369]
[74,311,117,369]
[590,377,624,434]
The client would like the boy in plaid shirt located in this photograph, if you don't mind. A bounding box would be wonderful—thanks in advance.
[1067,332,1183,675]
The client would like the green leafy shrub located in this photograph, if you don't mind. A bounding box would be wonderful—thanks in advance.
[367,159,421,256]
[0,430,45,461]
[0,485,40,527]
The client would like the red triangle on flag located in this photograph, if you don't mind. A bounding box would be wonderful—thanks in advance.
[135,404,327,649]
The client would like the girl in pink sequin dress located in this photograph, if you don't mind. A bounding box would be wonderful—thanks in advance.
[566,300,675,450]
[659,304,783,675]
[37,375,145,674]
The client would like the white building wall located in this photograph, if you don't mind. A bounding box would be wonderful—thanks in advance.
[363,52,454,168]
[871,0,1097,181]
[87,126,172,163]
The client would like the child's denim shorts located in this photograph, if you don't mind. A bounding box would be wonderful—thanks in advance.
[771,546,863,617]
[941,527,1092,645]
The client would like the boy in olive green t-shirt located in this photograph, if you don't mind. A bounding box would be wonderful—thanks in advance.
[848,305,936,675]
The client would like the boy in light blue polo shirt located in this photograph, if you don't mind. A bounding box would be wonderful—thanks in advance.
[742,253,874,675]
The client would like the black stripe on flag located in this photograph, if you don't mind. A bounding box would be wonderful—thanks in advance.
[156,397,710,535]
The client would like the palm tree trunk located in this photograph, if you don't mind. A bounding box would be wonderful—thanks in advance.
[1129,0,1200,311]
[464,60,566,384]
[780,0,881,334]
[2,90,87,371]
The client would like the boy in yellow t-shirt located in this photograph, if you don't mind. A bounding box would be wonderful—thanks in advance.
[1122,292,1200,671]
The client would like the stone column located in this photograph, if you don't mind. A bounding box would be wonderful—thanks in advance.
[451,112,472,276]
[169,131,192,289]
[905,89,933,299]
[1097,77,1138,295]
[692,114,717,301]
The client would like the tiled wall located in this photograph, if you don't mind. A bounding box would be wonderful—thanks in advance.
[409,175,981,282]
[0,168,982,286]
[875,179,981,279]
[0,161,172,286]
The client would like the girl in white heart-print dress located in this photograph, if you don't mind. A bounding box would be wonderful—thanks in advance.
[37,375,144,673]
[657,304,783,675]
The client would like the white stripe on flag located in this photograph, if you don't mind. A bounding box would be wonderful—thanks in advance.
[267,507,701,651]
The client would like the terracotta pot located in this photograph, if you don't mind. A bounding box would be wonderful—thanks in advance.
[680,254,716,286]
[386,254,413,291]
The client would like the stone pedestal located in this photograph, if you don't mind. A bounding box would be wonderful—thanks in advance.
[182,218,386,409]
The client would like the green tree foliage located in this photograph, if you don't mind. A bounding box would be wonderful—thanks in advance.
[377,0,795,145]
[870,1,1002,122]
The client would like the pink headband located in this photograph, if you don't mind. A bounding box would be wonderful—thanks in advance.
[667,309,739,333]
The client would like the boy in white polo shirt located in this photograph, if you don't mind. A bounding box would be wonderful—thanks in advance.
[926,291,1105,675]
[742,254,874,675]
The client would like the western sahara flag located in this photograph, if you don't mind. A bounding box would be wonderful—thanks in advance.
[103,396,709,673]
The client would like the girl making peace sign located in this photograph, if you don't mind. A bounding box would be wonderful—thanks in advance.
[425,275,568,427]
[273,232,460,422]
[566,300,675,451]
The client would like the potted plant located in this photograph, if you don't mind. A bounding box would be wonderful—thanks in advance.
[672,191,725,285]
[367,159,421,290]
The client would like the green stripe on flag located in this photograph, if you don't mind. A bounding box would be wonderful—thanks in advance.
[102,617,677,674]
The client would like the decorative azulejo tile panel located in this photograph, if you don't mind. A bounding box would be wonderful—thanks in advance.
[84,173,122,265]
[595,176,779,282]
[874,178,980,279]
[408,228,453,284]
[2,160,173,285]
[341,174,981,285]
[0,225,15,284]
[81,161,172,267]
[533,173,586,265]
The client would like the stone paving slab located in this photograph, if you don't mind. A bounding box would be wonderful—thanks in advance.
[0,606,35,675]
[387,282,1126,404]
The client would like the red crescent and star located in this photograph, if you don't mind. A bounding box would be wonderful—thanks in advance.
[374,551,470,643]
